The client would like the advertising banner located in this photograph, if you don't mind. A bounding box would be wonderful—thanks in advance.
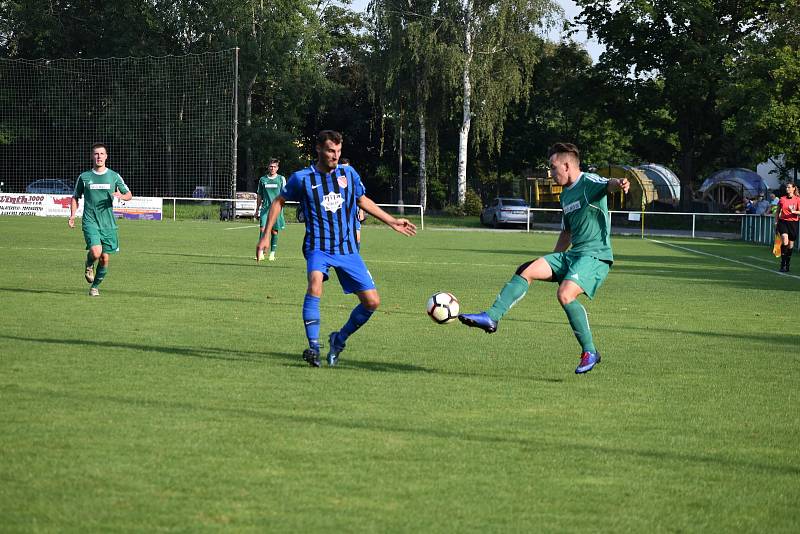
[0,193,83,217]
[113,197,162,220]
[0,193,162,220]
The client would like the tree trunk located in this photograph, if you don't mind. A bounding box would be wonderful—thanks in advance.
[678,144,695,212]
[418,108,427,211]
[457,0,473,207]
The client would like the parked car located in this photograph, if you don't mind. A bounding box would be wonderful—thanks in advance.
[26,179,73,195]
[480,197,531,228]
[220,191,258,220]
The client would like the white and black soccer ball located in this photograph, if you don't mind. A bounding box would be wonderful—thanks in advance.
[426,292,460,324]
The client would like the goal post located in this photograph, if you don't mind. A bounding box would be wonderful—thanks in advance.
[0,49,238,199]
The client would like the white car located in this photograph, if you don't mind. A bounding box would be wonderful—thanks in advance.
[480,197,531,228]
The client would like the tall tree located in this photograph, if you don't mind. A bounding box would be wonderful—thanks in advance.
[720,0,800,177]
[576,0,776,208]
[448,0,557,206]
[369,0,459,209]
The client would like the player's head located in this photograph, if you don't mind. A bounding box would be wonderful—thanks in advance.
[316,130,343,172]
[547,142,580,185]
[340,158,350,166]
[91,143,108,169]
[786,182,797,197]
[267,158,279,175]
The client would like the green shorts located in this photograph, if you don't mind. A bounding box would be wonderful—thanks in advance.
[543,251,611,299]
[259,209,286,231]
[83,226,119,254]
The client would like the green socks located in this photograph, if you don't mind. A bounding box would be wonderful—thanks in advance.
[562,299,595,353]
[270,233,278,252]
[484,273,596,353]
[91,265,107,288]
[85,252,94,268]
[487,274,529,322]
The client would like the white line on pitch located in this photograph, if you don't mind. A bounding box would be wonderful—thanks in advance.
[745,255,777,265]
[224,225,259,230]
[648,239,800,280]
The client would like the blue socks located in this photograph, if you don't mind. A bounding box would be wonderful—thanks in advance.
[302,294,321,349]
[303,296,375,350]
[338,303,374,344]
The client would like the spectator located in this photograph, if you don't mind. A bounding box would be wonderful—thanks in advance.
[769,192,779,215]
[754,195,770,215]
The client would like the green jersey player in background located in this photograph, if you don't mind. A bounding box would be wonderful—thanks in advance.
[69,143,132,296]
[255,159,286,261]
[459,142,629,374]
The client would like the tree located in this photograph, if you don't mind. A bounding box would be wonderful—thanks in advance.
[368,0,460,209]
[576,0,776,208]
[720,1,800,178]
[449,0,557,206]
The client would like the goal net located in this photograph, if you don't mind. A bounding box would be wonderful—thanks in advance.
[0,49,237,198]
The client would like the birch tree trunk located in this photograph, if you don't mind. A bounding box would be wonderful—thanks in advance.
[418,107,427,211]
[457,0,473,207]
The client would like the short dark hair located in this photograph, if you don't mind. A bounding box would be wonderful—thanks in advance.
[317,130,343,146]
[548,142,580,162]
[91,142,107,153]
[340,158,350,165]
[268,158,279,165]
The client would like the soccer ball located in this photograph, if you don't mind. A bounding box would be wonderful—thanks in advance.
[426,292,460,324]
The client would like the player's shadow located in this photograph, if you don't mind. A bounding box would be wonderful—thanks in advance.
[0,334,297,364]
[334,359,433,373]
[510,317,798,347]
[0,286,76,296]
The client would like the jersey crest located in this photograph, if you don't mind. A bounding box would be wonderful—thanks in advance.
[321,191,344,213]
[337,175,348,188]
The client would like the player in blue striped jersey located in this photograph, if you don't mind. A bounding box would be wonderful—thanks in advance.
[257,130,417,367]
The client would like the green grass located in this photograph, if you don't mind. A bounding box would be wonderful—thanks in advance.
[1,216,798,532]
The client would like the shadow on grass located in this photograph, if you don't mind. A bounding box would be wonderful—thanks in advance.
[5,384,797,477]
[0,334,296,364]
[1,334,566,381]
[511,317,799,348]
[0,287,76,296]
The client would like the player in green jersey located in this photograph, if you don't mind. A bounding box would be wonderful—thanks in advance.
[459,142,629,374]
[68,143,132,296]
[255,159,286,262]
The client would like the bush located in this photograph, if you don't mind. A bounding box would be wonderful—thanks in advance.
[441,188,483,216]
[464,188,483,216]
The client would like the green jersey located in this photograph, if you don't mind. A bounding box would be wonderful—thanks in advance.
[73,168,129,230]
[559,172,613,262]
[257,174,286,214]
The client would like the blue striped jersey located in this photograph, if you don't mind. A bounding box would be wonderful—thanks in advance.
[281,164,366,255]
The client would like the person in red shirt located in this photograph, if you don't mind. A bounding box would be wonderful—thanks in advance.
[775,182,800,272]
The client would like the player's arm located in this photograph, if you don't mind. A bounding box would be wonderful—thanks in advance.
[114,188,132,201]
[256,196,286,252]
[357,196,416,236]
[68,197,78,228]
[553,230,571,252]
[255,194,262,219]
[69,177,82,228]
[606,178,630,194]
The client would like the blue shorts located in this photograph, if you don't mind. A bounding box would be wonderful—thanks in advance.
[305,250,375,294]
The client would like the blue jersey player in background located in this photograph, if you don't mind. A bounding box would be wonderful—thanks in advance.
[256,130,417,367]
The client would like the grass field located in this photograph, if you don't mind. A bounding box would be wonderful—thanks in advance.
[1,216,798,532]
